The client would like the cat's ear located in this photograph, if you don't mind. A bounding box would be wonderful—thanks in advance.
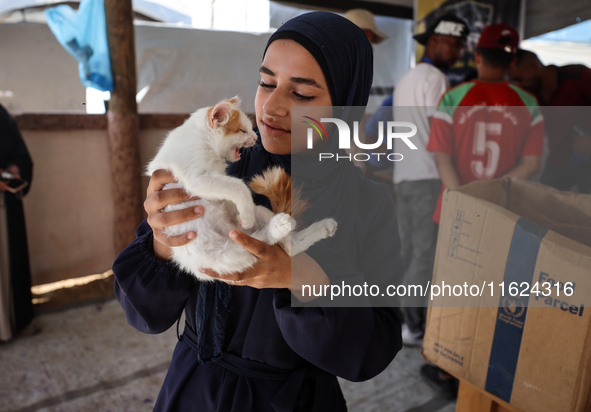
[209,101,233,127]
[227,96,241,108]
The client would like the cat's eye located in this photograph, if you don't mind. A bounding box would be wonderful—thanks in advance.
[240,129,246,133]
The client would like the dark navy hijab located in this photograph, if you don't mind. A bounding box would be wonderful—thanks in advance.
[194,12,375,363]
[265,11,373,107]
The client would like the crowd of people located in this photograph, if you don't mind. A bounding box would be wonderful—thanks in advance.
[361,9,590,399]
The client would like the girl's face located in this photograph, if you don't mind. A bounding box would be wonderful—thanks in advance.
[255,39,333,155]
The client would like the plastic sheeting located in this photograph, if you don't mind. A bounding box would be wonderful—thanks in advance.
[45,0,113,91]
[134,23,272,113]
[134,15,412,114]
[521,39,591,67]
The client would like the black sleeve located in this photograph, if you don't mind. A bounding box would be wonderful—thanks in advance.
[112,220,198,334]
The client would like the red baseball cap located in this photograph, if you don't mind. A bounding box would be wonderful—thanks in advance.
[477,23,519,54]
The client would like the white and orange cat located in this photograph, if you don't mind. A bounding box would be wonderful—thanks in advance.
[147,97,337,281]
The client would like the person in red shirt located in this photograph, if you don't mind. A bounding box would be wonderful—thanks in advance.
[421,23,545,396]
[507,49,591,193]
[427,24,545,223]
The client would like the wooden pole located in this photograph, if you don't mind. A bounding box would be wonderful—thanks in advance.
[104,0,143,255]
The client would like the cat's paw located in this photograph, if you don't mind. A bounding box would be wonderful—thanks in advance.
[238,209,256,230]
[270,213,292,240]
[320,218,338,238]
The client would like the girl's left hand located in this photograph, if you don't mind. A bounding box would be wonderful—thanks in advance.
[199,230,291,289]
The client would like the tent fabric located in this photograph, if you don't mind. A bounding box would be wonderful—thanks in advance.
[0,0,589,40]
[134,18,412,113]
[134,23,272,113]
[521,39,591,67]
[523,0,591,39]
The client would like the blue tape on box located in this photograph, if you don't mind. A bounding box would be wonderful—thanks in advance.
[485,217,549,402]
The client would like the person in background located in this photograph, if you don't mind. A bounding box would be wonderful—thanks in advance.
[428,24,544,222]
[507,49,591,193]
[426,25,544,396]
[365,94,394,140]
[363,94,395,177]
[0,103,35,342]
[344,8,387,45]
[345,8,393,177]
[392,14,469,349]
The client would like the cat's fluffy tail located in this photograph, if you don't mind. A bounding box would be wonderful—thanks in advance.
[248,166,307,222]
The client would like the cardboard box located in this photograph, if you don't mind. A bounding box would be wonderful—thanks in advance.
[423,178,591,412]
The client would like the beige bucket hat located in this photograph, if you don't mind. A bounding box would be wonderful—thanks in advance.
[344,9,388,44]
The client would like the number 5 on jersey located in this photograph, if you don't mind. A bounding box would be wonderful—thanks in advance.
[471,121,501,179]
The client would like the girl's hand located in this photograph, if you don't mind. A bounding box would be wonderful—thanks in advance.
[199,230,291,289]
[145,169,203,260]
[200,230,330,301]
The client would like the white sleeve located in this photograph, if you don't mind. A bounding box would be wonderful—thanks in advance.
[423,70,449,117]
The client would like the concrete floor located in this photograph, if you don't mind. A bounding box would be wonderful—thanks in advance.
[0,291,456,412]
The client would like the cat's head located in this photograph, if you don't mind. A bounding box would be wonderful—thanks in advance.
[207,97,257,162]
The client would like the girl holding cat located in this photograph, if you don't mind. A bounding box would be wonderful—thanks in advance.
[114,11,403,411]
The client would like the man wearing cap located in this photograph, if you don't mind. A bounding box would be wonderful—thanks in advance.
[507,49,591,193]
[428,24,545,223]
[392,14,469,349]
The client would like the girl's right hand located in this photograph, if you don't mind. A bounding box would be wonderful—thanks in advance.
[145,169,203,260]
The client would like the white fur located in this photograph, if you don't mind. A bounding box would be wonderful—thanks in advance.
[147,97,337,281]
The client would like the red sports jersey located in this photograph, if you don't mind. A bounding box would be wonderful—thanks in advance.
[427,80,545,223]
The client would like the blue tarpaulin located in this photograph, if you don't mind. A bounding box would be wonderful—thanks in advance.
[45,0,113,91]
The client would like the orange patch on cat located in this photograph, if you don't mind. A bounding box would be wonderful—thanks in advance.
[249,166,308,221]
[223,109,243,136]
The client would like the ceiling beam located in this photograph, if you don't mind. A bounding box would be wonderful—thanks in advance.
[275,0,413,20]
